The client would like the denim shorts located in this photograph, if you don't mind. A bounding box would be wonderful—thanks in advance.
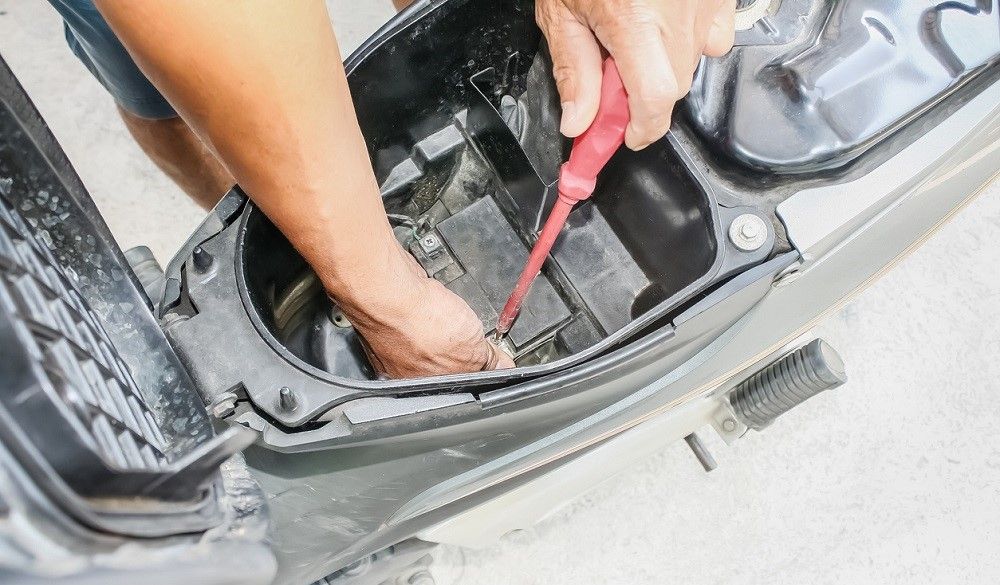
[49,0,177,119]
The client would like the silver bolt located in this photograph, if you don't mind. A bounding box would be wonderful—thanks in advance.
[728,214,769,252]
[772,262,803,287]
[722,418,737,433]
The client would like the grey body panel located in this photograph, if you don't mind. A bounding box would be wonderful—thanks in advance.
[251,75,998,584]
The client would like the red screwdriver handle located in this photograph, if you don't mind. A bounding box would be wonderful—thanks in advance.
[557,58,630,204]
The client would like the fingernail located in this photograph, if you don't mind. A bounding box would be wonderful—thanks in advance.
[560,101,577,136]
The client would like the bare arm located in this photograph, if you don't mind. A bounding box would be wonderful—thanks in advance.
[95,0,511,376]
[95,0,401,304]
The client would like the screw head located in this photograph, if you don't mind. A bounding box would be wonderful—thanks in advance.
[418,233,441,253]
[722,418,737,432]
[728,214,769,252]
[740,221,761,239]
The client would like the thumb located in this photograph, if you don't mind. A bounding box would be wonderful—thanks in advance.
[538,4,604,137]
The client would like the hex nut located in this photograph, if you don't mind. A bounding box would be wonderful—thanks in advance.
[728,214,769,252]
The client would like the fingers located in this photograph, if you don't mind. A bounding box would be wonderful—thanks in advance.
[588,10,680,150]
[539,0,739,151]
[482,340,516,370]
[537,1,604,137]
[610,34,680,150]
[704,0,736,58]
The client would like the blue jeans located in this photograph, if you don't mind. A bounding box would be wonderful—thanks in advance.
[49,0,177,119]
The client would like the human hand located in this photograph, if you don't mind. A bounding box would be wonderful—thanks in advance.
[332,243,514,379]
[536,0,736,149]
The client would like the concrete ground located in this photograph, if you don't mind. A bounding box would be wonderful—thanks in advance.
[2,3,998,584]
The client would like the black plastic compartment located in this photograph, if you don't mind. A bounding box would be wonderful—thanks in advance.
[0,56,253,537]
[686,0,1000,174]
[589,145,718,314]
[236,0,727,381]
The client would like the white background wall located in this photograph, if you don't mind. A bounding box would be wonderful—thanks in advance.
[1,2,997,583]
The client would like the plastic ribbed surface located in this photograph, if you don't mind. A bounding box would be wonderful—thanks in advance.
[0,194,168,472]
[730,339,847,430]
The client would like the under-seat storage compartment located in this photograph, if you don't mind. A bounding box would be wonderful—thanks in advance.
[240,90,718,379]
[237,0,727,381]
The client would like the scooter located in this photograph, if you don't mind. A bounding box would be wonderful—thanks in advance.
[0,0,996,583]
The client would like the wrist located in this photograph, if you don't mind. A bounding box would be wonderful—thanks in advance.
[312,232,426,327]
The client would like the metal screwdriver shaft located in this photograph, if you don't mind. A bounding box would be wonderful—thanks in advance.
[494,58,631,341]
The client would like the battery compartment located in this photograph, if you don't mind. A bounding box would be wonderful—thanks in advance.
[238,3,719,380]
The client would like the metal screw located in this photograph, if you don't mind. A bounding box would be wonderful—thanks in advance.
[728,214,769,252]
[278,386,298,412]
[722,418,737,433]
[418,233,442,254]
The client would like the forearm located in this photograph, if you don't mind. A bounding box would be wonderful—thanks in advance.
[94,0,406,308]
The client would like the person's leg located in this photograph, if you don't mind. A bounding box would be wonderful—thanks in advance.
[49,0,233,209]
[117,107,234,210]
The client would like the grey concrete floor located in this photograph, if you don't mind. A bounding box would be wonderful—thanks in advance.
[2,3,999,584]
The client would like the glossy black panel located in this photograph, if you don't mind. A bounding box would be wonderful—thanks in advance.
[687,0,1000,173]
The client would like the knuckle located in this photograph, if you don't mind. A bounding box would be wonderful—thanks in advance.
[634,84,676,110]
[608,0,656,25]
[551,61,577,93]
[591,0,656,45]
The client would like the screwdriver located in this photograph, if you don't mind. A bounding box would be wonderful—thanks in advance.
[494,57,630,342]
